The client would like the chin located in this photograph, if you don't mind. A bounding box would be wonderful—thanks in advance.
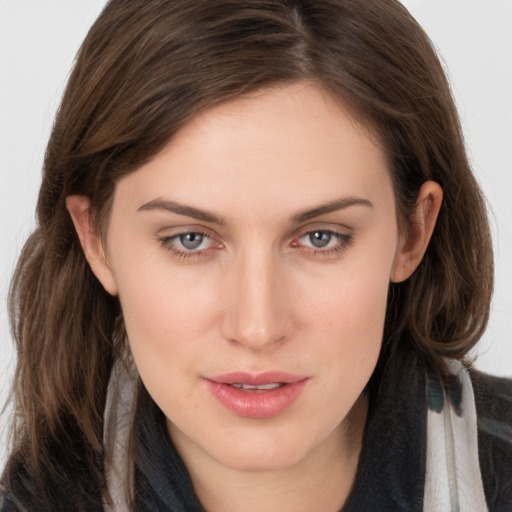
[216,445,307,473]
[205,425,323,473]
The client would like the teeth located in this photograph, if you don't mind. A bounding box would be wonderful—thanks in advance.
[232,382,284,391]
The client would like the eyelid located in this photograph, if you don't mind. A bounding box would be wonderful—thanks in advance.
[292,222,353,240]
[156,226,223,259]
[290,224,354,254]
[295,230,351,246]
[156,224,222,244]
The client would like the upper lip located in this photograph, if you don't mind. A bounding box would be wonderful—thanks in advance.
[206,371,308,385]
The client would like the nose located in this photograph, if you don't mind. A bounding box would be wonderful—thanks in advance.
[221,249,293,350]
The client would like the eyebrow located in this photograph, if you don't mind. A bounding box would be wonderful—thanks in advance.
[291,197,374,223]
[138,199,227,225]
[138,196,373,225]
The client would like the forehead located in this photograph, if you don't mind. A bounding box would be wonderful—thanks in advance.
[113,82,394,218]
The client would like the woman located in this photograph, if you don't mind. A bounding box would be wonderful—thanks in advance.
[1,0,511,510]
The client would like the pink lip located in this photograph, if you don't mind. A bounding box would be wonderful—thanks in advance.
[204,372,309,419]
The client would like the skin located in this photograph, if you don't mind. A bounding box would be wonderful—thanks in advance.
[68,83,442,512]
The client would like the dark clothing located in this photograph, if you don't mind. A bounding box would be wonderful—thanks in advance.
[473,371,512,511]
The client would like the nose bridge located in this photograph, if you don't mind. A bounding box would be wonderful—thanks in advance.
[222,246,289,349]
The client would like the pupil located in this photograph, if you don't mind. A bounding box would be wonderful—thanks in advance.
[180,233,203,250]
[310,231,331,248]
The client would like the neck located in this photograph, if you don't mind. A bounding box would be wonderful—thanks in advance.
[170,393,368,512]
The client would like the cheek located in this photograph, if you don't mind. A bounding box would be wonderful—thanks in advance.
[302,254,392,337]
[119,274,219,352]
[116,272,221,410]
[109,244,222,379]
[297,245,394,383]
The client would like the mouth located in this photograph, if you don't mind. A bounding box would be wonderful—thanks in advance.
[204,372,309,418]
[230,382,285,392]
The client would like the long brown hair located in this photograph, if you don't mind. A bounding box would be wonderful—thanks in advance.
[3,0,493,508]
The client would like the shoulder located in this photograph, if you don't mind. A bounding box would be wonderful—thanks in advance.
[471,369,512,438]
[470,369,512,510]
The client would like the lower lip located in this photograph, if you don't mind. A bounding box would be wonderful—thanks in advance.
[204,379,308,419]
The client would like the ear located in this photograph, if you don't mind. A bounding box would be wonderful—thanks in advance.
[66,195,118,295]
[391,181,443,283]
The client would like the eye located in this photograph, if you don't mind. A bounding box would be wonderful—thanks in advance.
[158,230,221,259]
[307,231,334,248]
[177,232,208,250]
[293,229,353,254]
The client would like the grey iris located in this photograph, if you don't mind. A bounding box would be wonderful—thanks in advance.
[310,231,331,248]
[180,233,204,250]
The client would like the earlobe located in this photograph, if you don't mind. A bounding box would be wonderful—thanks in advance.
[391,181,443,283]
[65,195,118,296]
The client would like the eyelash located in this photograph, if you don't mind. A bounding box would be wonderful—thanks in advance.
[157,231,216,261]
[295,230,354,256]
[157,229,353,260]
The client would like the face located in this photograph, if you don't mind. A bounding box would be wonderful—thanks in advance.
[97,84,403,472]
